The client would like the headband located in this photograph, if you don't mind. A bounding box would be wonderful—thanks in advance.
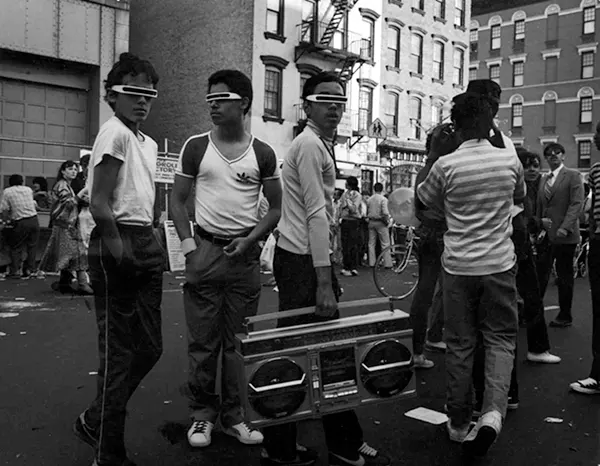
[110,85,158,99]
[305,94,348,104]
[206,92,243,102]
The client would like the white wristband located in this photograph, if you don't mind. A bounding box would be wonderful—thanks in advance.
[181,237,197,256]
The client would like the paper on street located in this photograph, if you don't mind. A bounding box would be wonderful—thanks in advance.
[405,407,448,425]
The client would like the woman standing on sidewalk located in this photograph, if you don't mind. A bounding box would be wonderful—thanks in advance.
[339,176,362,277]
[39,160,93,295]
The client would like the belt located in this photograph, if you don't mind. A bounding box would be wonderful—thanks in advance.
[195,225,249,247]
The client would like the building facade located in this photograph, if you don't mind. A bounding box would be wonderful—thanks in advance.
[131,0,470,192]
[0,0,130,189]
[470,0,600,172]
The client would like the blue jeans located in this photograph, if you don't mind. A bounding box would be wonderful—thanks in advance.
[444,267,518,427]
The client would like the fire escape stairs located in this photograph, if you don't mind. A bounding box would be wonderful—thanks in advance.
[319,0,359,47]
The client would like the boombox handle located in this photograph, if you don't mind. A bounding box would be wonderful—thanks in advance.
[243,296,397,334]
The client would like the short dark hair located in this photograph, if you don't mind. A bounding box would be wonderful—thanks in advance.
[374,182,384,192]
[302,71,344,100]
[451,92,495,141]
[32,176,48,191]
[208,69,253,115]
[543,142,565,158]
[346,176,359,190]
[9,174,23,187]
[104,53,159,110]
[516,147,541,168]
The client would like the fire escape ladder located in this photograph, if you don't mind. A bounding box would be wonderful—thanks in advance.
[319,0,358,47]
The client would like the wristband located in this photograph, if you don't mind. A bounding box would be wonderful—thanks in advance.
[181,237,197,256]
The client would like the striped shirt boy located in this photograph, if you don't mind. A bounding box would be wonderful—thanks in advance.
[590,162,600,239]
[417,134,525,276]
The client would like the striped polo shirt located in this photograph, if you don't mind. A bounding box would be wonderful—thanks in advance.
[589,162,600,239]
[417,135,525,276]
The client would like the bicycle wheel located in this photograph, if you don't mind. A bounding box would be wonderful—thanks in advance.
[373,244,419,299]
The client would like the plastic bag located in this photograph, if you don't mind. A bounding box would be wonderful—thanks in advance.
[260,233,277,273]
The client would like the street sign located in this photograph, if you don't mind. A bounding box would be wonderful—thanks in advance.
[369,118,387,139]
[155,156,178,184]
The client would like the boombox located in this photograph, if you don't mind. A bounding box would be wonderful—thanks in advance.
[234,297,416,428]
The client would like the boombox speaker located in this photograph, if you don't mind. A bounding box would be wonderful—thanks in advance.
[234,297,416,428]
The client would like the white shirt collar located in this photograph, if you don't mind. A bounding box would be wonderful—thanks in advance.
[550,164,564,178]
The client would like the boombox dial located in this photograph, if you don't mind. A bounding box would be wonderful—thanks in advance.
[247,357,308,419]
[360,340,413,398]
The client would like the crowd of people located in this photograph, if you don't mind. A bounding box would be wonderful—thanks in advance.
[5,50,591,466]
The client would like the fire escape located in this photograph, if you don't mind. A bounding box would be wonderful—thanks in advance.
[295,0,367,82]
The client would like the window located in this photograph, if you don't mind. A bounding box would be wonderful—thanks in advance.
[545,56,558,82]
[358,87,373,131]
[264,67,282,118]
[453,48,464,86]
[431,103,443,127]
[301,0,316,42]
[433,41,445,80]
[513,61,524,87]
[332,13,347,50]
[579,141,592,169]
[470,29,478,54]
[434,0,445,19]
[544,99,556,127]
[489,64,500,84]
[454,0,465,28]
[491,24,501,50]
[384,92,399,136]
[388,27,401,68]
[266,0,284,36]
[514,19,525,41]
[413,0,424,10]
[580,96,593,123]
[469,67,478,81]
[582,51,595,79]
[511,103,523,128]
[409,97,422,139]
[410,33,424,74]
[362,18,375,59]
[547,13,558,43]
[584,7,595,35]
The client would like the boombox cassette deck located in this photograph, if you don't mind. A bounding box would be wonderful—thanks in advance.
[235,297,416,427]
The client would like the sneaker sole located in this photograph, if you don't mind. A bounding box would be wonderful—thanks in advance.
[73,420,97,449]
[223,427,263,445]
[463,426,497,458]
[570,385,600,395]
[188,437,211,448]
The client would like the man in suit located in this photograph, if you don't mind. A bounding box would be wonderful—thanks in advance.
[536,143,584,327]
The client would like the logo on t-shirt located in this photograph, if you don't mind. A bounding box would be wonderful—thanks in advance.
[236,172,253,184]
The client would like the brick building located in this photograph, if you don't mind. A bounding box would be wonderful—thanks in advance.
[130,0,470,192]
[0,0,130,190]
[470,0,600,172]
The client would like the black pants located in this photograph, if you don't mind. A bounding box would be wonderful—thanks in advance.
[262,247,364,461]
[6,216,39,274]
[537,243,577,322]
[85,225,165,465]
[588,238,600,380]
[341,219,360,271]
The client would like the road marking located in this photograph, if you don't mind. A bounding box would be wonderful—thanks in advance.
[544,305,559,311]
[0,312,19,318]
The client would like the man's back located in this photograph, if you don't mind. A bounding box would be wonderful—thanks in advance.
[419,136,525,276]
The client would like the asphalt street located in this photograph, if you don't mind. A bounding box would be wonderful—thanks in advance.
[0,268,598,466]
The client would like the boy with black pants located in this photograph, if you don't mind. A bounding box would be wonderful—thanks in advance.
[261,72,389,466]
[73,53,165,466]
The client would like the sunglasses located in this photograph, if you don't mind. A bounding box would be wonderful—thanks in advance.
[305,94,348,105]
[544,151,564,158]
[110,85,158,99]
[206,92,243,102]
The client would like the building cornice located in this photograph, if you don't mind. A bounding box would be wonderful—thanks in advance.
[260,55,289,69]
[359,7,381,21]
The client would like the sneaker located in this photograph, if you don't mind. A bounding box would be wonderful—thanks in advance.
[35,270,46,279]
[507,393,519,410]
[0,272,6,281]
[527,351,561,364]
[330,442,391,466]
[570,377,600,395]
[223,421,263,445]
[260,444,318,466]
[447,420,474,443]
[413,354,434,369]
[187,420,214,448]
[21,271,31,280]
[341,269,352,277]
[425,340,447,352]
[351,269,359,276]
[73,412,98,448]
[462,410,502,458]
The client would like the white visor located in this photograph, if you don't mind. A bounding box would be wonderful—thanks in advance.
[206,92,243,102]
[110,85,158,99]
[305,94,348,104]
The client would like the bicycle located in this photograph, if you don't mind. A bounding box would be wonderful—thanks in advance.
[373,224,420,299]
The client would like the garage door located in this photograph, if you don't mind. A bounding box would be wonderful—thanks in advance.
[0,78,89,188]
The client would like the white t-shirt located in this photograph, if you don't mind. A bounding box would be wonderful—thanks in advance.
[176,132,280,236]
[87,116,158,226]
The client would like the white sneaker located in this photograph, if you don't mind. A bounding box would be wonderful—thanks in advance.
[570,377,600,395]
[463,410,502,458]
[446,420,474,443]
[187,420,213,448]
[527,351,561,364]
[413,354,434,369]
[425,340,447,352]
[341,269,352,277]
[223,421,263,445]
